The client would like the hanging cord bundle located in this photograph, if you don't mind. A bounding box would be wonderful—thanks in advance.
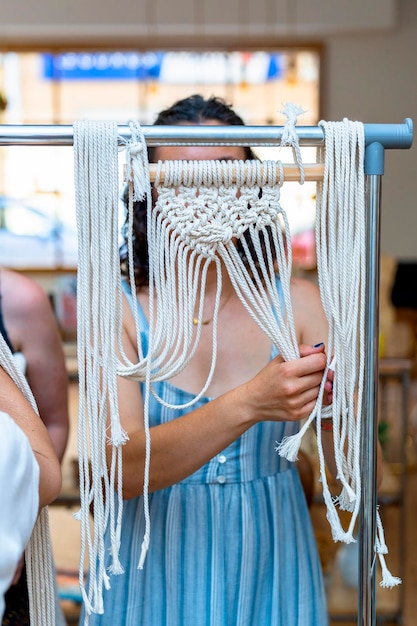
[74,120,130,618]
[74,119,159,618]
[316,118,367,542]
[318,119,399,587]
[278,118,366,539]
[0,335,56,625]
[278,117,400,587]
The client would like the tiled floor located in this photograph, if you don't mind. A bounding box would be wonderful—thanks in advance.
[49,373,417,625]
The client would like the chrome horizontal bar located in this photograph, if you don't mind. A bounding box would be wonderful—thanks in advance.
[0,119,413,149]
[0,124,323,147]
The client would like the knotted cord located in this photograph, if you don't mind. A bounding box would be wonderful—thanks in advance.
[277,117,400,586]
[316,119,400,587]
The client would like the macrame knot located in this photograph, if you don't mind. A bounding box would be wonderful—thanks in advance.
[280,102,307,130]
[182,217,234,256]
[254,202,280,228]
[248,208,274,232]
[279,102,306,184]
[126,120,151,200]
[129,142,143,156]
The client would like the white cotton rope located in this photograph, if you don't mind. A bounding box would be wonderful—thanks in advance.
[0,334,56,626]
[74,120,130,620]
[74,118,161,618]
[279,102,307,184]
[307,117,398,587]
[73,111,399,620]
[147,157,295,371]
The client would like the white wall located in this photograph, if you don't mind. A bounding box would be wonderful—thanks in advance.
[324,0,417,259]
[0,0,396,47]
[0,0,415,258]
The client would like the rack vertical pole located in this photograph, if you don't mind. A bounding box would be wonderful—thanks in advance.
[360,141,385,626]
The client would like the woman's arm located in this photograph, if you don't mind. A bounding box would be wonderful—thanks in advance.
[0,366,61,509]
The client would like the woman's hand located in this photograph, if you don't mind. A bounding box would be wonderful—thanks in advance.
[243,343,329,425]
[300,343,334,407]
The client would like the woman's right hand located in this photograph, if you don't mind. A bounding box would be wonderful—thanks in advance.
[242,343,328,425]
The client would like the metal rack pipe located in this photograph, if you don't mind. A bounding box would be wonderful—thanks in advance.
[0,118,413,149]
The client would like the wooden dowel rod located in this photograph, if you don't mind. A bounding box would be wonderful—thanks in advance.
[146,163,325,183]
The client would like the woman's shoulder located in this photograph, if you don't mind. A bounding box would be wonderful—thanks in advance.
[1,268,50,317]
[290,274,328,343]
[290,274,321,301]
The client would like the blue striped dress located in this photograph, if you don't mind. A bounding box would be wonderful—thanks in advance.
[83,281,328,626]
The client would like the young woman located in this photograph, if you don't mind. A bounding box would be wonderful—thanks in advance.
[85,95,335,625]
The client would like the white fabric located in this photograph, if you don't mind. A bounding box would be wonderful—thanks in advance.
[0,410,39,621]
[0,333,56,625]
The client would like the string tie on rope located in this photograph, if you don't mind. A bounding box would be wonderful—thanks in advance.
[279,102,307,184]
[125,120,150,201]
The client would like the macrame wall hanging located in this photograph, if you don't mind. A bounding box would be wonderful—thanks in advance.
[73,108,400,620]
[0,336,56,626]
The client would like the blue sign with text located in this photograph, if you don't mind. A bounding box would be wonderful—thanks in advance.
[42,51,282,83]
[42,52,163,81]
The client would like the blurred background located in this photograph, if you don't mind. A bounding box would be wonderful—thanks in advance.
[0,49,319,271]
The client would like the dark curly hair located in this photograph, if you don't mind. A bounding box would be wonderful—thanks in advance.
[120,94,260,289]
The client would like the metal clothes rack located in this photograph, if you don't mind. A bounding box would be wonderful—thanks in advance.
[0,119,413,626]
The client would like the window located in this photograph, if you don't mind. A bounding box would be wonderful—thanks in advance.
[0,49,320,268]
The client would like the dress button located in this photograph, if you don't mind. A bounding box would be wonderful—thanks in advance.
[218,455,227,464]
[217,475,226,484]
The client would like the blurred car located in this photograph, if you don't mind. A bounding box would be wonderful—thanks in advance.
[0,196,78,268]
